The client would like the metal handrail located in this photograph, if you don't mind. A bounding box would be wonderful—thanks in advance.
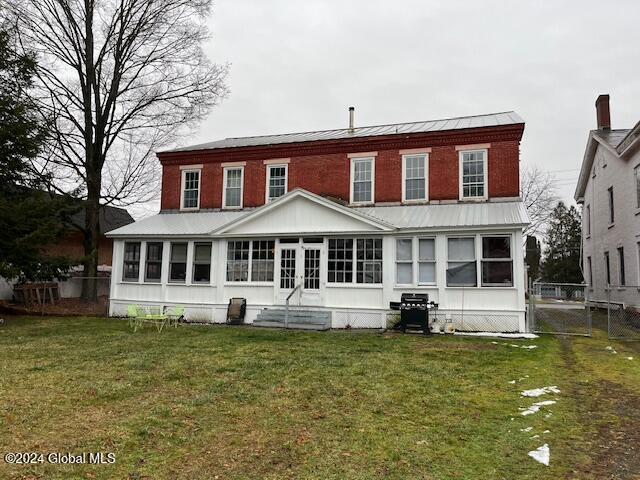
[285,283,301,329]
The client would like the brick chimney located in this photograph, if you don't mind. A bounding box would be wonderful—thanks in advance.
[595,94,611,130]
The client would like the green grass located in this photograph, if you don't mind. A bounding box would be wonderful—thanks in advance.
[0,317,637,479]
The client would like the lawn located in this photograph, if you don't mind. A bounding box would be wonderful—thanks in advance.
[0,317,638,479]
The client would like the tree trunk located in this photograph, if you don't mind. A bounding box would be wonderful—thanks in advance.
[80,172,101,302]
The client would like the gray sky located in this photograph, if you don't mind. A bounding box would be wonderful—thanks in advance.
[141,0,640,216]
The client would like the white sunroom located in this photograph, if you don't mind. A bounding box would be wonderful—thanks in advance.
[107,189,529,332]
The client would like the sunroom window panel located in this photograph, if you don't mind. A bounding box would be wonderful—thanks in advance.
[192,243,212,283]
[251,240,275,282]
[169,243,188,282]
[418,238,436,284]
[396,238,413,284]
[123,242,141,281]
[447,237,476,286]
[226,241,249,282]
[145,242,163,282]
[328,239,353,283]
[356,238,382,284]
[481,236,513,287]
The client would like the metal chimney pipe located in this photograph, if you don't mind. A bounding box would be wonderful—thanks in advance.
[348,107,355,132]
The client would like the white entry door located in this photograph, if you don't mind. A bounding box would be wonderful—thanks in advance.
[275,241,325,306]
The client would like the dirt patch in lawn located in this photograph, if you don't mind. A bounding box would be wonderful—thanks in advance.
[559,337,640,479]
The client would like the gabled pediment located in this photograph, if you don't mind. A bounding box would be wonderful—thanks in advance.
[213,189,394,236]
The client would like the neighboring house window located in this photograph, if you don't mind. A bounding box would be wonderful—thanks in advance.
[587,256,593,287]
[192,243,212,283]
[181,169,200,210]
[402,154,427,201]
[618,247,625,286]
[223,167,244,208]
[604,251,611,286]
[608,186,614,224]
[144,242,163,282]
[251,240,275,281]
[123,242,141,281]
[328,239,354,283]
[169,243,188,282]
[396,238,413,284]
[586,204,591,237]
[350,157,374,204]
[460,150,487,200]
[356,239,382,283]
[327,238,382,284]
[267,165,287,202]
[226,241,250,281]
[635,165,640,208]
[395,238,436,285]
[481,236,513,287]
[447,237,476,286]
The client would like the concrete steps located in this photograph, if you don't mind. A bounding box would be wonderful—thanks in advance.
[253,308,332,331]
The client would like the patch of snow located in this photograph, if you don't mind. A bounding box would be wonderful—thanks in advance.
[509,380,516,384]
[543,430,550,434]
[521,345,538,349]
[521,386,561,398]
[521,400,556,416]
[528,444,550,466]
[606,346,618,354]
[530,435,540,439]
[520,427,533,432]
[454,332,539,339]
[627,357,634,361]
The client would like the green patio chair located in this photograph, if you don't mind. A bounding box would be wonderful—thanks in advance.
[127,304,145,332]
[166,305,185,328]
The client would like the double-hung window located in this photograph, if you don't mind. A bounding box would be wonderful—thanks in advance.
[481,236,513,287]
[608,186,614,224]
[350,157,374,204]
[266,165,287,202]
[169,243,188,282]
[193,243,212,283]
[181,169,201,210]
[604,251,611,286]
[618,247,626,286]
[328,238,382,284]
[402,154,427,201]
[586,204,591,237]
[460,150,487,200]
[144,242,163,282]
[587,256,593,287]
[223,167,244,209]
[226,240,275,282]
[123,242,141,281]
[395,238,436,285]
[447,237,476,286]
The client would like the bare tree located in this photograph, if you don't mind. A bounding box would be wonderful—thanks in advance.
[520,164,558,238]
[5,0,228,300]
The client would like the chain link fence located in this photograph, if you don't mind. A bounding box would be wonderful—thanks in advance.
[606,286,640,340]
[530,282,591,336]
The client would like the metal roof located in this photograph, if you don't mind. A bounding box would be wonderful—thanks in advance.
[164,111,524,153]
[107,210,249,237]
[359,202,529,229]
[107,200,528,237]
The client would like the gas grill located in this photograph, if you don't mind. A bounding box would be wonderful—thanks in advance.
[390,293,438,335]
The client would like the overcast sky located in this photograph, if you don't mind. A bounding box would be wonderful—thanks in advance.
[141,0,640,216]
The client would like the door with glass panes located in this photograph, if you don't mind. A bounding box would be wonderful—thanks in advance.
[275,239,324,306]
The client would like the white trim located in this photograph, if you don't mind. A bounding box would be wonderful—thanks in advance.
[180,168,201,211]
[222,166,244,209]
[399,148,432,155]
[221,161,247,167]
[350,157,375,205]
[348,151,377,159]
[263,158,290,165]
[456,143,491,151]
[401,153,429,203]
[458,149,488,201]
[265,164,289,203]
[179,164,203,170]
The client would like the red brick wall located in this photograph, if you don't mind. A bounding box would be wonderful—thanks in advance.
[159,136,522,209]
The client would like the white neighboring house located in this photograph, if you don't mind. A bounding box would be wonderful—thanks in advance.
[107,110,530,331]
[575,95,640,308]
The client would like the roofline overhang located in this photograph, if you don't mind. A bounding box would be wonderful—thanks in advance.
[574,131,621,202]
[617,121,640,158]
[157,123,525,165]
